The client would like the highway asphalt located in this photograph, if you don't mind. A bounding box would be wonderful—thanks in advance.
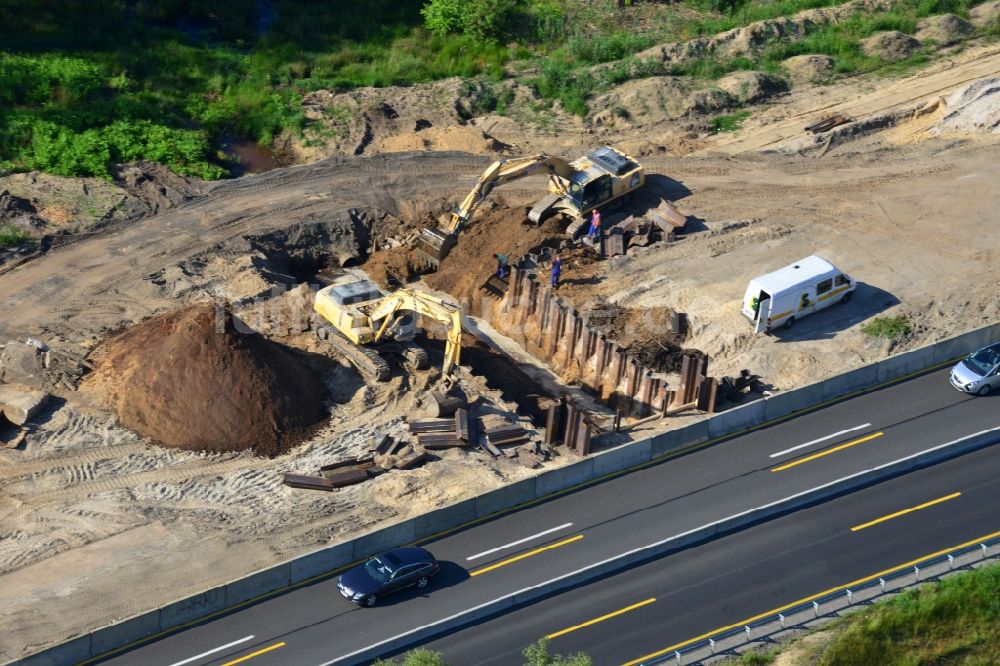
[98,367,999,666]
[419,439,1000,665]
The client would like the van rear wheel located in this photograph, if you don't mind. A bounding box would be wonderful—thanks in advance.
[783,316,795,329]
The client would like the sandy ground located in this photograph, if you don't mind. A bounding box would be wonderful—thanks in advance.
[1,40,999,662]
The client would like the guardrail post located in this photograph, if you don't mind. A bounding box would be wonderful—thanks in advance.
[813,600,820,617]
[745,625,752,641]
[674,650,682,665]
[982,543,989,559]
[948,554,955,570]
[879,577,886,593]
[709,638,716,654]
[846,588,853,604]
[914,565,920,583]
[778,613,785,629]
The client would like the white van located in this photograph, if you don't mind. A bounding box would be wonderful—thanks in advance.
[743,255,856,333]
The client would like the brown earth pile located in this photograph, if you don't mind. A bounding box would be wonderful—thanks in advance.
[89,302,326,456]
[425,206,565,306]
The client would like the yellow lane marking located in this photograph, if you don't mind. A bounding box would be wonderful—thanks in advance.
[470,535,583,577]
[771,432,884,472]
[547,598,657,640]
[621,527,1000,666]
[851,492,962,532]
[220,642,286,666]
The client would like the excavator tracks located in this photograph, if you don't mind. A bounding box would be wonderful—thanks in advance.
[316,326,391,381]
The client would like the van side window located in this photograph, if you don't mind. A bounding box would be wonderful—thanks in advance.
[816,278,833,295]
[835,274,850,286]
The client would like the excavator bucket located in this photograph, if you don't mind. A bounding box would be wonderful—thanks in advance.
[416,227,456,270]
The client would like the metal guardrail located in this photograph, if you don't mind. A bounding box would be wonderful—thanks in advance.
[642,535,1000,665]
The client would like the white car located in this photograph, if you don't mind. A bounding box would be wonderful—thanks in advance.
[950,342,1000,395]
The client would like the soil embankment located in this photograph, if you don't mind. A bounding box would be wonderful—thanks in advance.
[88,303,326,456]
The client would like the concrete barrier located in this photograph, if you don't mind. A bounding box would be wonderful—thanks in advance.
[17,636,91,666]
[707,400,766,439]
[22,323,1000,666]
[290,542,354,585]
[353,520,418,561]
[876,345,935,384]
[533,458,595,497]
[932,325,998,364]
[159,586,227,631]
[763,381,823,422]
[820,364,878,402]
[90,611,161,656]
[650,420,709,457]
[591,438,652,477]
[473,478,536,517]
[224,563,291,606]
[414,498,477,539]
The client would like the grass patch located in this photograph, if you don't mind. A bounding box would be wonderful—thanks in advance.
[860,315,912,339]
[709,110,751,132]
[1,0,988,174]
[0,225,31,249]
[815,563,1000,665]
[739,647,778,664]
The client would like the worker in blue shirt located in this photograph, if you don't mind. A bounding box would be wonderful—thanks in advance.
[550,253,562,289]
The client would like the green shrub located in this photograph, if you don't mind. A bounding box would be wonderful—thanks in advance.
[860,316,912,339]
[0,225,31,249]
[421,0,522,41]
[709,110,751,132]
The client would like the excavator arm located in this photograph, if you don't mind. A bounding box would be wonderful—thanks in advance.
[444,154,576,233]
[365,289,464,377]
[416,154,576,268]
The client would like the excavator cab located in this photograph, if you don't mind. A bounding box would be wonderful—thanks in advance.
[417,146,645,271]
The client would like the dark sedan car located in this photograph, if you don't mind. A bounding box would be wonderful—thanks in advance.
[338,547,440,607]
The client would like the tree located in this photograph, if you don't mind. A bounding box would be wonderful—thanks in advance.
[522,638,593,666]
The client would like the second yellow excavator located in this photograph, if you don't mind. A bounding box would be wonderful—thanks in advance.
[314,271,463,382]
[417,145,644,268]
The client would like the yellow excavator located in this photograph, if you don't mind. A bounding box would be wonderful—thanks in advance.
[314,271,463,382]
[417,145,645,268]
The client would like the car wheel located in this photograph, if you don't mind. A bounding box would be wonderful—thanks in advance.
[840,292,852,305]
[783,316,795,330]
[364,594,378,607]
[416,576,429,589]
[977,384,992,396]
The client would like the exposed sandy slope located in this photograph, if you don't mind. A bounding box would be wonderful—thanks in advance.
[1,48,999,662]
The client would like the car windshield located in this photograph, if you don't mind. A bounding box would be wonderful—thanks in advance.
[963,348,999,377]
[364,557,394,582]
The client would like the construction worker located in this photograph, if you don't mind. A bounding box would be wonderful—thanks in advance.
[494,253,509,279]
[550,252,562,289]
[587,208,602,242]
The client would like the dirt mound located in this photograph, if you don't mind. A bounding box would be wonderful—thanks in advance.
[364,245,424,289]
[933,78,1000,135]
[860,31,921,61]
[424,205,565,307]
[970,0,1000,27]
[915,14,974,45]
[782,54,835,82]
[0,190,44,232]
[114,161,202,216]
[89,303,326,456]
[717,71,789,103]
